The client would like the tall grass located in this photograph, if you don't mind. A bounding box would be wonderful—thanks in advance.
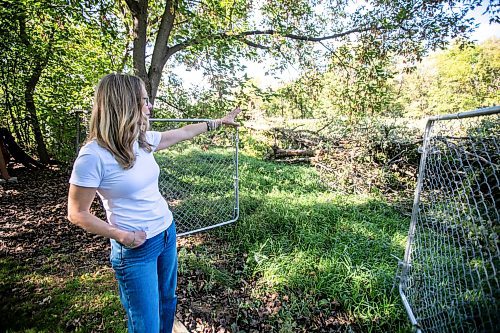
[212,154,411,331]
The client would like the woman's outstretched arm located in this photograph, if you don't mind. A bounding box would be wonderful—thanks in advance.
[155,107,241,151]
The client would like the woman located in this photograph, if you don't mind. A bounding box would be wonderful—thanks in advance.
[67,73,240,332]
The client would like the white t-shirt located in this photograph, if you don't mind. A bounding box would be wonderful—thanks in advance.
[69,131,172,239]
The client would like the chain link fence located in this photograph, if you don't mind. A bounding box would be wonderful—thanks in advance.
[149,119,239,236]
[397,106,499,333]
[75,112,239,237]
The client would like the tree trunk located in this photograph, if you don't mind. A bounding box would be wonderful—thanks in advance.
[126,0,181,106]
[0,67,21,144]
[0,127,45,169]
[25,78,49,164]
[148,0,175,104]
[126,0,149,91]
[18,11,52,164]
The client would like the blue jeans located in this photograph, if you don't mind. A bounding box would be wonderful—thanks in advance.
[110,221,177,333]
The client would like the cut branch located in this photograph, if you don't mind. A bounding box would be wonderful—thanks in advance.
[274,157,312,164]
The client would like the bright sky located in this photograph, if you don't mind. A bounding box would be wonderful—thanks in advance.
[469,6,500,42]
[170,2,499,91]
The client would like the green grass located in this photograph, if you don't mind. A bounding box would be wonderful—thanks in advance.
[155,146,237,233]
[157,147,411,330]
[214,154,411,331]
[0,257,125,332]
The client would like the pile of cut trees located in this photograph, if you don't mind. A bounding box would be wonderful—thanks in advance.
[266,127,328,164]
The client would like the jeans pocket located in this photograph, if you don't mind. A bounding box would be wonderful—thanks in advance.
[109,239,123,267]
[119,237,154,266]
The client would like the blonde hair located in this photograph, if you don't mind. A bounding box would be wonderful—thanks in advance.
[88,73,152,169]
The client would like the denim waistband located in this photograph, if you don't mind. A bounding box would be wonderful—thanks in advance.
[110,221,176,265]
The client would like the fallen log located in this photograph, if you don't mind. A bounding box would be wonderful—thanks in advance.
[312,162,335,172]
[273,147,315,158]
[0,128,45,169]
[274,157,312,164]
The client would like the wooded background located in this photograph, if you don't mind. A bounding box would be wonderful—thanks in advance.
[0,0,498,165]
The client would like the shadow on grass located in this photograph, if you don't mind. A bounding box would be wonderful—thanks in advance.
[0,257,125,332]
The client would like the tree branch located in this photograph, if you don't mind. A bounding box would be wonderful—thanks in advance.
[234,25,378,42]
[240,38,270,50]
[149,0,177,101]
[154,0,176,64]
[161,99,187,113]
[169,25,379,57]
[166,43,188,58]
[124,0,140,15]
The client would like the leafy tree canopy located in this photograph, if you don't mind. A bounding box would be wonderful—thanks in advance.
[400,38,500,116]
[0,0,125,161]
[119,0,497,111]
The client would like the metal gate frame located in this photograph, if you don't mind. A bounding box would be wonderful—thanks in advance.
[398,105,500,332]
[149,118,240,237]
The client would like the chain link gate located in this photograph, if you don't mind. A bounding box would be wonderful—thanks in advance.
[397,106,499,333]
[74,112,239,237]
[148,118,239,236]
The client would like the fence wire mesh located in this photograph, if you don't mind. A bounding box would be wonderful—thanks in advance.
[75,113,239,237]
[149,119,239,236]
[399,106,499,333]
